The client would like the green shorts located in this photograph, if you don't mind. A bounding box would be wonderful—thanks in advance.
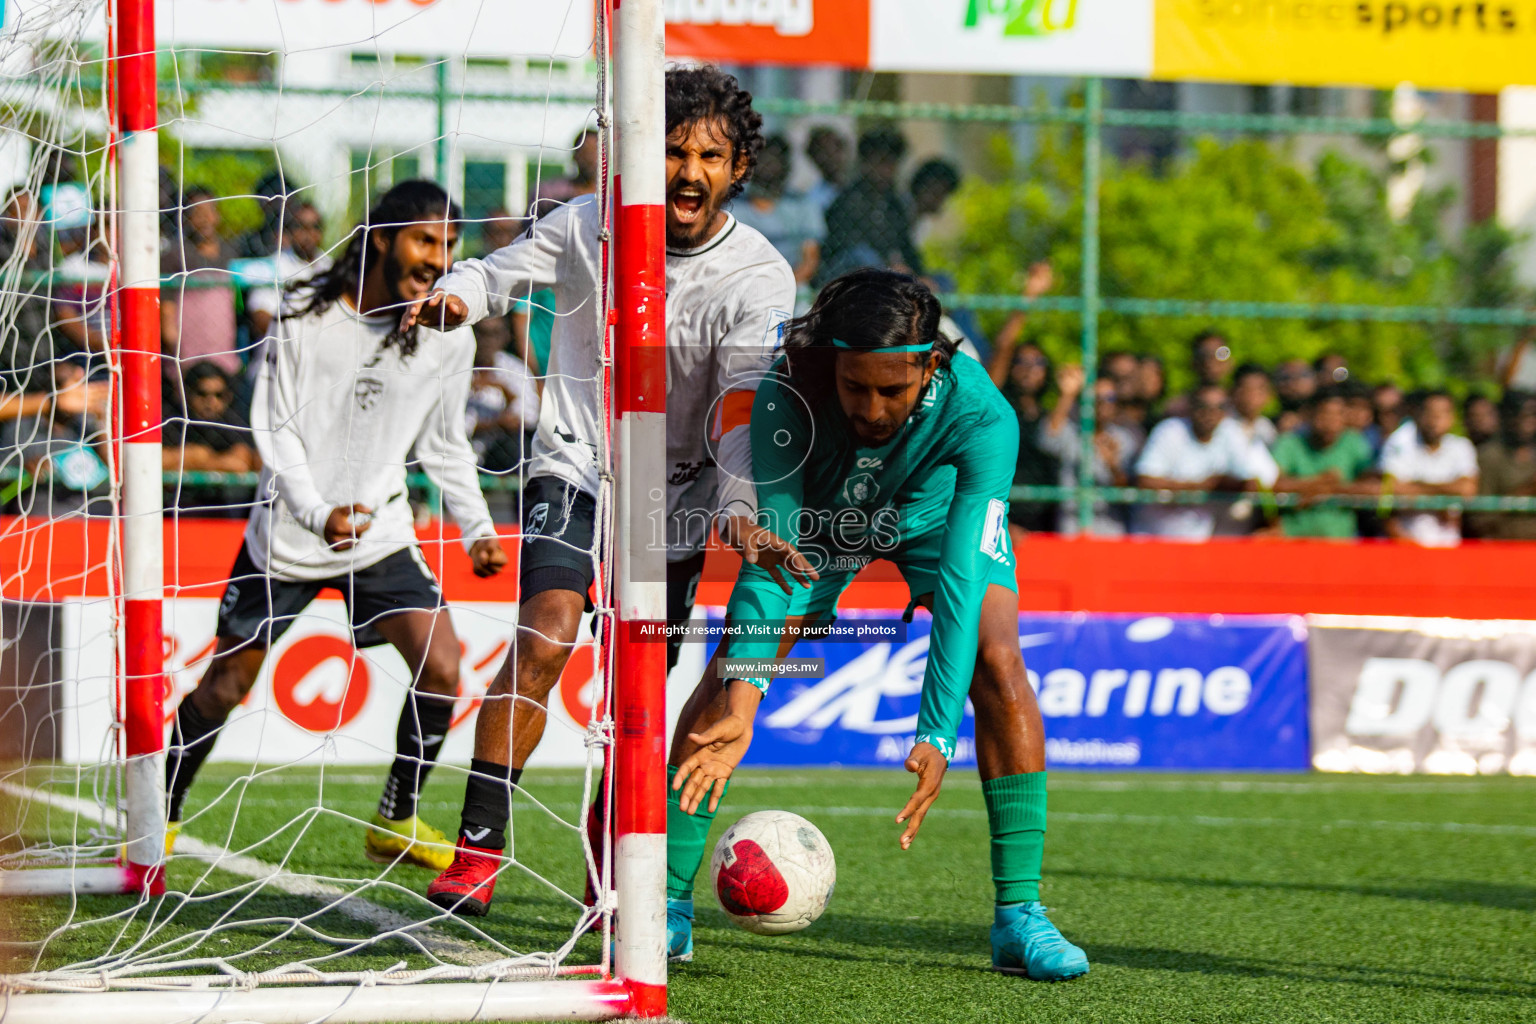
[783,523,1018,625]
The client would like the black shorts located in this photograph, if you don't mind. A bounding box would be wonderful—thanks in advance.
[517,475,706,672]
[216,542,444,649]
[518,476,601,611]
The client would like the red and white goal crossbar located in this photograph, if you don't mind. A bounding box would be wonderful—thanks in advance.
[0,0,670,1019]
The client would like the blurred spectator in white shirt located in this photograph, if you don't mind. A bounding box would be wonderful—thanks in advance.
[1134,384,1279,540]
[1380,391,1477,548]
[1231,363,1277,447]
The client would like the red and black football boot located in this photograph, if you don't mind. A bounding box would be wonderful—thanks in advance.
[426,837,502,917]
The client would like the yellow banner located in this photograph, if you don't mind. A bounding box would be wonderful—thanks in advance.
[1154,1,1536,92]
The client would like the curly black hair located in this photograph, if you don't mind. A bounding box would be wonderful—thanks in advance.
[665,65,763,202]
[780,268,959,406]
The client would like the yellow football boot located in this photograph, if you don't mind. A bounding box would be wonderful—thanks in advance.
[364,813,455,871]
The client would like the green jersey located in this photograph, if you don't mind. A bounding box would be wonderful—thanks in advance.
[724,352,1019,759]
[1271,429,1374,538]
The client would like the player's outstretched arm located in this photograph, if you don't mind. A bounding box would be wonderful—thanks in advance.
[407,200,576,334]
[399,289,469,332]
[673,679,763,815]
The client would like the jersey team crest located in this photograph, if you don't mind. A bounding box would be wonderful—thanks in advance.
[843,472,879,505]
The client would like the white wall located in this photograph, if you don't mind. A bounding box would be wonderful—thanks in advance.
[1500,87,1536,288]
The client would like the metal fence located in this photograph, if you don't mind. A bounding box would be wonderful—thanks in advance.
[9,71,1536,534]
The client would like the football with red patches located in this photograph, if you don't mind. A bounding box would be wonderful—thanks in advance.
[710,810,836,935]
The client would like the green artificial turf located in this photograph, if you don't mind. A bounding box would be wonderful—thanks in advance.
[3,767,1533,1023]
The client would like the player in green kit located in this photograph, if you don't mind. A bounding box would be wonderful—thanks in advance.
[664,269,1089,981]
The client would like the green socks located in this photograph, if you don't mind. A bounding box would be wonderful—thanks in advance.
[666,764,729,901]
[666,765,1041,905]
[982,771,1048,905]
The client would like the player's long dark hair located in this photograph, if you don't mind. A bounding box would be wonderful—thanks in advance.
[780,268,959,406]
[285,179,460,360]
[665,65,762,201]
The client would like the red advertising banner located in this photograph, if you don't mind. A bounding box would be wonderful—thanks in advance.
[665,0,871,68]
[11,517,1536,618]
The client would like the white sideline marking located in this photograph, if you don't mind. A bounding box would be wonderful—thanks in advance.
[215,793,1536,838]
[0,782,500,965]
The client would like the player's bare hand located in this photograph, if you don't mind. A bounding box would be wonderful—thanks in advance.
[674,693,758,815]
[1023,260,1054,300]
[1056,363,1085,400]
[52,379,110,418]
[323,504,373,550]
[469,537,508,578]
[400,289,468,332]
[726,517,819,595]
[896,741,948,850]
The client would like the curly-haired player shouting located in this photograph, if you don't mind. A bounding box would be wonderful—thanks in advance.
[666,269,1089,981]
[401,67,804,915]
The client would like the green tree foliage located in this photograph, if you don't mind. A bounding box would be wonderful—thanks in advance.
[932,131,1529,396]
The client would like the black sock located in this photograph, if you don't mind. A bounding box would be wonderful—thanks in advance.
[166,699,227,821]
[379,689,455,821]
[459,758,523,850]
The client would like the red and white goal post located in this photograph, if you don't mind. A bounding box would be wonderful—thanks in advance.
[0,0,669,1019]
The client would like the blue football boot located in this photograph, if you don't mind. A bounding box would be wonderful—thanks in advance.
[666,897,694,963]
[990,901,1089,981]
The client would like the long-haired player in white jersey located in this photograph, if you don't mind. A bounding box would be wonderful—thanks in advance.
[400,67,808,916]
[164,181,508,871]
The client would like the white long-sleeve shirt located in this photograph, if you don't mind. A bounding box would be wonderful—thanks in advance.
[244,297,496,581]
[436,198,795,560]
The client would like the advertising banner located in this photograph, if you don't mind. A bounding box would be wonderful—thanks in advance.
[1153,0,1536,92]
[59,598,703,768]
[743,611,1310,770]
[666,0,872,67]
[1309,615,1536,776]
[870,0,1154,77]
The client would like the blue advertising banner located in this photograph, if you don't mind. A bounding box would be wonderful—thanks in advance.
[733,612,1310,771]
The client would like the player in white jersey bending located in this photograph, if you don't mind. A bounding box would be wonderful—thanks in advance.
[400,67,802,916]
[164,181,508,871]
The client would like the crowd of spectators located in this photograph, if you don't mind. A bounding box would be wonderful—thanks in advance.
[4,125,1536,544]
[993,324,1528,546]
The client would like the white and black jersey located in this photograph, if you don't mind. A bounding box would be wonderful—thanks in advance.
[436,200,795,561]
[245,299,497,582]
